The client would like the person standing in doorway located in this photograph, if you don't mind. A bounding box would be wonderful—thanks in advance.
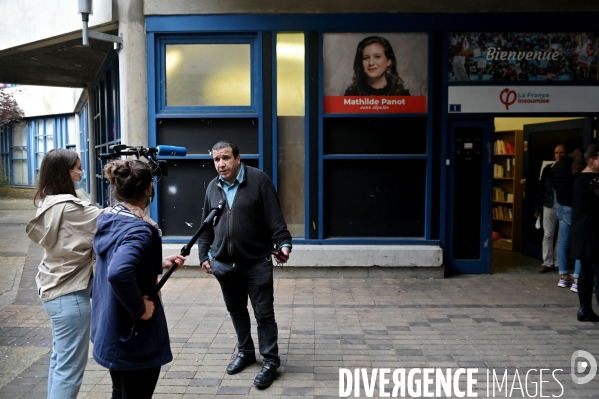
[549,138,582,289]
[535,144,565,273]
[199,140,292,389]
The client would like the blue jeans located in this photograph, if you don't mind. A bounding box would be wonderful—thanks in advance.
[212,258,280,368]
[42,281,92,399]
[556,204,582,278]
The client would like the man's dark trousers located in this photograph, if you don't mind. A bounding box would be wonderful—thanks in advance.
[212,258,280,368]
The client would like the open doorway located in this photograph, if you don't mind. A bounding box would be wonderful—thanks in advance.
[491,117,595,274]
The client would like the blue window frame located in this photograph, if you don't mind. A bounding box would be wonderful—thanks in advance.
[32,119,51,180]
[148,33,263,239]
[11,122,30,186]
[24,115,76,184]
[154,34,261,116]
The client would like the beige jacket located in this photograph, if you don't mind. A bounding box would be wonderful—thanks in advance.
[26,194,104,302]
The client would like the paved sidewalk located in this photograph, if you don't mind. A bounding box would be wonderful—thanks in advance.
[0,196,598,398]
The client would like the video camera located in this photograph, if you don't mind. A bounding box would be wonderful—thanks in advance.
[99,144,187,178]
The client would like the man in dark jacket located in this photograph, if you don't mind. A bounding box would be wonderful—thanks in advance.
[549,138,581,289]
[199,140,292,389]
[534,144,564,273]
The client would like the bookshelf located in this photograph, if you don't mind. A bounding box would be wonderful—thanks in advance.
[492,130,523,252]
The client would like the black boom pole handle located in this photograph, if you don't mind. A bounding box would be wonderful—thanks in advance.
[150,199,226,299]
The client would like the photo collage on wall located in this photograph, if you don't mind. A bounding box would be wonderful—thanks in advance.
[323,33,428,114]
[448,32,599,82]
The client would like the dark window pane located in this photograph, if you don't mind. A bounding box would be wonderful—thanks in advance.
[159,159,259,237]
[157,118,259,155]
[323,118,427,155]
[324,159,426,237]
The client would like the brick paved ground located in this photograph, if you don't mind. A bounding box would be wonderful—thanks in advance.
[0,196,598,398]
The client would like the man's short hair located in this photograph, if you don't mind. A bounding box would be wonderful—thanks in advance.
[212,140,239,158]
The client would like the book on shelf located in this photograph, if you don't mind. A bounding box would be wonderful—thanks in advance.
[494,187,509,201]
[505,142,514,154]
[494,164,505,178]
[506,193,513,203]
[494,140,515,155]
[495,140,507,155]
[493,204,512,220]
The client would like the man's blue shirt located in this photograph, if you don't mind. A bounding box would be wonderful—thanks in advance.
[219,164,244,208]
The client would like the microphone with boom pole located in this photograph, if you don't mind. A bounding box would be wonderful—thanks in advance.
[150,199,226,299]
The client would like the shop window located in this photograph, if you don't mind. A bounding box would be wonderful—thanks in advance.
[166,44,251,107]
[324,159,426,237]
[323,117,427,155]
[276,32,305,237]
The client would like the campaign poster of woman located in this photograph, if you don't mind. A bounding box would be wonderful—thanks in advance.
[323,33,428,114]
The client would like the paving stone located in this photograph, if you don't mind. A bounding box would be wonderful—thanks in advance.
[217,386,251,395]
[164,371,196,379]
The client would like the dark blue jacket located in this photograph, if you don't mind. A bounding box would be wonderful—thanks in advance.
[91,212,172,370]
[198,165,292,265]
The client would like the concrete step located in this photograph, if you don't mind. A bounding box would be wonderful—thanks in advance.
[162,244,444,278]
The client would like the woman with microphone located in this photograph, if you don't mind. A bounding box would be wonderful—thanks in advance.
[91,158,186,398]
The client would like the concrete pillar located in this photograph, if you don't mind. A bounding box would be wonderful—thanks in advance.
[117,0,148,148]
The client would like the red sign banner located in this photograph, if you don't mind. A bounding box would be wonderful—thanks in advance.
[324,96,427,114]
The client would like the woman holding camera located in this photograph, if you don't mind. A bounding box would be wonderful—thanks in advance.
[26,148,103,399]
[91,159,185,398]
